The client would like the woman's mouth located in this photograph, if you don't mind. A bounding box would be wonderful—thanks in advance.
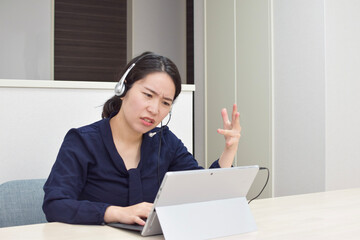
[141,117,155,126]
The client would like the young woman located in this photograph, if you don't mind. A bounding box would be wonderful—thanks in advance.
[42,52,241,225]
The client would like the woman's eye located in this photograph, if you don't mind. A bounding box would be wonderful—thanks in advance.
[163,101,171,106]
[143,92,152,98]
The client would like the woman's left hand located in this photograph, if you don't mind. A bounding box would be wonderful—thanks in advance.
[217,104,241,167]
[217,104,241,150]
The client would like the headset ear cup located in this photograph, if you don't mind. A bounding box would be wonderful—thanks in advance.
[119,83,127,97]
[115,81,127,97]
[115,82,122,96]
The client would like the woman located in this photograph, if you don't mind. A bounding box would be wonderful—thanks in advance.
[43,52,241,226]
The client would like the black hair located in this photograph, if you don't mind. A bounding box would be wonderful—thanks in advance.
[102,52,182,119]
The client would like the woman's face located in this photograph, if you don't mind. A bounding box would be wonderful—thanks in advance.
[120,72,176,134]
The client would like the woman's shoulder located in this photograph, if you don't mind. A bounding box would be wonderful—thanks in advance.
[160,126,184,147]
[66,118,106,138]
[78,119,104,132]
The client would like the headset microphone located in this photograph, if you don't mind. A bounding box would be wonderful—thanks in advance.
[148,111,172,138]
[148,131,158,137]
[148,125,165,137]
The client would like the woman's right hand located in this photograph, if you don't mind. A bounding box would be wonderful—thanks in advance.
[104,202,153,225]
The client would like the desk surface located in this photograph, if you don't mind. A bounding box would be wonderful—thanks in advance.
[1,188,360,240]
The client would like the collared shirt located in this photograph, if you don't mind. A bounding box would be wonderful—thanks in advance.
[43,116,220,224]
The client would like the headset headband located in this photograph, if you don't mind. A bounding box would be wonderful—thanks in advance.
[114,53,152,96]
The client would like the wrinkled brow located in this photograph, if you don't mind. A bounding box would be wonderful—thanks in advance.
[144,87,173,102]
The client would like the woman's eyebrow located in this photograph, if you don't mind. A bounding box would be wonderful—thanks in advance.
[144,87,174,102]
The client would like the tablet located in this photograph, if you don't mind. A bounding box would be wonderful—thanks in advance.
[108,165,259,238]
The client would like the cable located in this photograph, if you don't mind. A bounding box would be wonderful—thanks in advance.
[157,126,163,187]
[248,167,270,204]
[156,111,171,187]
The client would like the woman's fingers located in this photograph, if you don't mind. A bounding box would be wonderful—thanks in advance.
[221,104,241,130]
[221,108,230,129]
[232,104,238,123]
[127,202,153,225]
[217,129,241,141]
[218,104,242,150]
[134,216,146,226]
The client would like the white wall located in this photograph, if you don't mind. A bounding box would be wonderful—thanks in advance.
[205,0,236,167]
[325,0,360,190]
[0,0,52,80]
[204,0,360,198]
[273,0,326,196]
[205,0,272,199]
[194,0,206,167]
[0,81,194,184]
[0,0,187,84]
[273,0,360,195]
[130,0,187,83]
[235,0,272,198]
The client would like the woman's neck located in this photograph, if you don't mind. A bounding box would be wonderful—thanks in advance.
[110,111,142,145]
[110,111,143,170]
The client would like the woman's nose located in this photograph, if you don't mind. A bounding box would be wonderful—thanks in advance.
[147,100,160,114]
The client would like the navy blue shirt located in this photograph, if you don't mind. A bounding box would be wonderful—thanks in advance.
[43,116,220,224]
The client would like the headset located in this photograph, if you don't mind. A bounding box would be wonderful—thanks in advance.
[114,63,135,97]
[114,53,152,97]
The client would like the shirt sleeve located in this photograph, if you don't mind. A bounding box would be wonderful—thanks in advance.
[42,129,110,225]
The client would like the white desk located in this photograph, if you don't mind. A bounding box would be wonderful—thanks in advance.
[1,188,360,239]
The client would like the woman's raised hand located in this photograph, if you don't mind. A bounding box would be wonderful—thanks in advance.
[217,104,242,167]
